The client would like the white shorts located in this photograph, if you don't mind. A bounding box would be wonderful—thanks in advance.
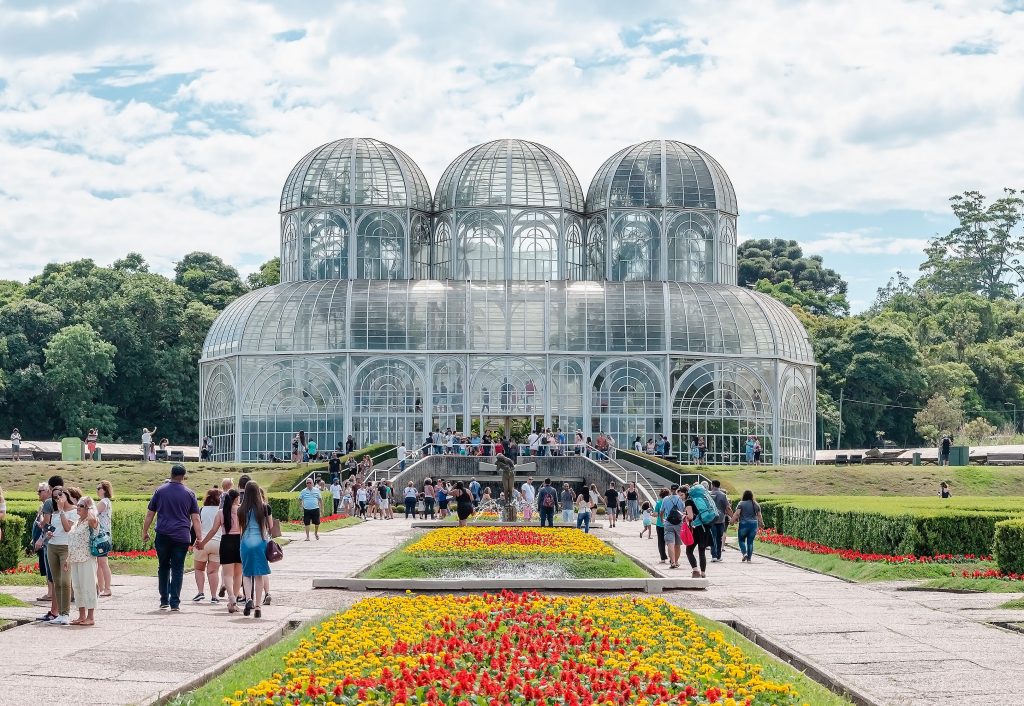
[194,540,221,563]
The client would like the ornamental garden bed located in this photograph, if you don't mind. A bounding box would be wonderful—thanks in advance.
[361,527,649,580]
[207,592,854,706]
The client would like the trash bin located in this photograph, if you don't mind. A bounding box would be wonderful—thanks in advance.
[911,452,921,466]
[93,447,102,461]
[949,446,970,466]
[61,437,83,461]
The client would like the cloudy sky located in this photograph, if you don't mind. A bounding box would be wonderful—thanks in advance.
[1,0,1022,311]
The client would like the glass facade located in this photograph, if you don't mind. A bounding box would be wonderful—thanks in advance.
[200,137,816,463]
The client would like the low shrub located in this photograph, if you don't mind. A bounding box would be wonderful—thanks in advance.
[759,500,1016,557]
[993,519,1024,575]
[0,515,25,571]
[266,491,333,522]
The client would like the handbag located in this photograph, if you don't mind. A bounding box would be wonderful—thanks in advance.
[265,539,284,563]
[680,520,695,546]
[89,526,113,558]
[270,518,282,538]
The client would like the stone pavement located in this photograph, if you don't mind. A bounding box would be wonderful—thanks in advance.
[601,520,1024,706]
[0,519,410,706]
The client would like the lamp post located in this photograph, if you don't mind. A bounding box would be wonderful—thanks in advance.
[1005,402,1017,434]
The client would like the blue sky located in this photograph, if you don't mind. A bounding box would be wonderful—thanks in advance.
[0,0,1022,311]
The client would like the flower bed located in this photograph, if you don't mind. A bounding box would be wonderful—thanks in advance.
[1,549,158,575]
[225,592,805,706]
[287,514,349,524]
[757,529,989,564]
[951,568,1024,582]
[405,526,614,558]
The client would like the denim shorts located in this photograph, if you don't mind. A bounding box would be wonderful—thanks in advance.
[663,523,683,546]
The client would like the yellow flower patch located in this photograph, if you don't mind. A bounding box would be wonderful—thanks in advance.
[405,526,615,558]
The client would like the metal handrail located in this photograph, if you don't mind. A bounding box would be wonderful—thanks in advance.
[289,446,397,492]
[616,448,712,489]
[578,444,657,506]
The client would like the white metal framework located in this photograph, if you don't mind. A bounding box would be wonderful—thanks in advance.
[200,137,816,463]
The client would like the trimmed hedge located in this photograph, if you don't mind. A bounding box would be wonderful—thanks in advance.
[759,500,1016,557]
[993,519,1024,574]
[0,515,25,571]
[266,491,333,522]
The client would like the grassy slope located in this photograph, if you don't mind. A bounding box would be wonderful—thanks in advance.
[706,464,1024,497]
[919,577,1024,593]
[754,494,1024,515]
[363,546,650,579]
[173,612,853,706]
[1000,598,1024,608]
[0,460,320,495]
[0,593,28,607]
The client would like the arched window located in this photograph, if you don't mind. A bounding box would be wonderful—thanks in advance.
[470,358,544,419]
[410,213,431,279]
[458,211,505,280]
[352,359,423,450]
[433,217,453,279]
[610,212,658,281]
[565,216,584,280]
[511,211,558,280]
[202,364,236,461]
[667,212,714,282]
[551,359,585,435]
[718,216,737,284]
[280,214,300,283]
[586,216,606,280]
[239,358,345,462]
[356,210,405,279]
[591,360,663,449]
[432,358,465,432]
[304,210,348,280]
[672,360,773,465]
[780,367,814,464]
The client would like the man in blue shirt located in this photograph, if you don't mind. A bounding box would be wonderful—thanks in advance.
[298,477,323,541]
[142,465,202,611]
[659,487,687,570]
[469,478,481,506]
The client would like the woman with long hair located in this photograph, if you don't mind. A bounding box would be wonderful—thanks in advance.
[192,488,222,603]
[43,486,76,625]
[94,481,113,597]
[202,488,241,612]
[731,490,764,562]
[238,481,272,617]
[452,481,474,527]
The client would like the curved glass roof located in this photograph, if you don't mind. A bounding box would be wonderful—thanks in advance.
[280,138,432,212]
[434,139,585,212]
[204,280,812,362]
[586,140,737,215]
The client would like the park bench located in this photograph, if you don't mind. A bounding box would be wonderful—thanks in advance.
[834,454,849,465]
[849,454,864,464]
[985,452,1024,466]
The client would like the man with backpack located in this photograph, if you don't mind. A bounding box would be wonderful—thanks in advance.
[659,486,687,570]
[536,478,558,527]
[685,481,719,578]
[708,480,732,562]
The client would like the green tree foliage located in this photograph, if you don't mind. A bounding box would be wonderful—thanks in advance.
[246,257,280,289]
[738,238,849,316]
[44,324,117,436]
[919,189,1024,300]
[913,394,964,444]
[174,252,247,309]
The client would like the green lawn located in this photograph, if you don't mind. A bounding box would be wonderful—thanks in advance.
[0,593,28,607]
[0,572,45,586]
[999,598,1024,609]
[919,577,1024,593]
[699,464,1024,497]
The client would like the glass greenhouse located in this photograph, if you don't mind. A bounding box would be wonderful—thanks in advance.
[200,138,816,463]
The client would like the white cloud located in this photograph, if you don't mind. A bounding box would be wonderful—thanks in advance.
[0,0,1023,282]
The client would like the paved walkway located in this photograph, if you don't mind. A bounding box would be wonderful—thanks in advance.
[602,521,1024,706]
[0,520,409,705]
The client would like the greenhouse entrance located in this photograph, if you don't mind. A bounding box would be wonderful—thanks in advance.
[477,415,538,440]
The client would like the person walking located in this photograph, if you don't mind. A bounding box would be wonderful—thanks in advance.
[201,488,242,611]
[142,464,202,611]
[654,488,669,563]
[330,478,342,514]
[660,486,686,570]
[94,481,114,597]
[940,433,952,466]
[604,482,619,528]
[85,428,99,461]
[298,478,322,541]
[559,483,574,524]
[640,502,653,538]
[355,483,368,519]
[575,486,594,533]
[452,481,474,526]
[192,488,222,603]
[403,481,417,518]
[536,478,558,527]
[732,490,764,562]
[238,482,272,618]
[42,486,76,624]
[423,478,436,519]
[10,428,22,461]
[708,480,732,562]
[520,477,536,522]
[67,496,100,626]
[397,443,408,472]
[684,488,711,578]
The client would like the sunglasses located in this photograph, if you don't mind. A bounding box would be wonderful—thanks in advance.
[77,503,88,509]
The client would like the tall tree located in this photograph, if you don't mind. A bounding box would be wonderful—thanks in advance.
[738,238,849,316]
[43,324,117,437]
[246,257,281,289]
[919,189,1024,300]
[174,252,247,309]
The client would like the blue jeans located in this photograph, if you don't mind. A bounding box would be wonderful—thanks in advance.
[576,511,591,533]
[561,508,573,524]
[155,532,189,608]
[737,520,759,559]
[404,498,416,518]
[539,507,554,527]
[709,523,726,559]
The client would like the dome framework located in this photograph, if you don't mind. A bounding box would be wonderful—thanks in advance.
[200,138,816,464]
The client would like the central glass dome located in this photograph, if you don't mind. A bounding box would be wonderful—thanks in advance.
[432,139,586,280]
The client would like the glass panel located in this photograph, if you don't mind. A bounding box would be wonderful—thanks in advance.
[591,359,663,450]
[610,212,658,281]
[667,212,715,282]
[303,210,348,280]
[458,210,505,280]
[201,364,236,461]
[352,358,424,450]
[356,209,405,279]
[510,210,558,280]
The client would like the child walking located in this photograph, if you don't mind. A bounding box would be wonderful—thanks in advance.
[640,502,653,538]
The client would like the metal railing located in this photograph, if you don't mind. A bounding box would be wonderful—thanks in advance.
[614,448,712,489]
[289,446,396,492]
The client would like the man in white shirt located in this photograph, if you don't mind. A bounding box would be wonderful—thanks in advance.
[141,427,156,462]
[330,479,342,515]
[527,431,539,456]
[520,476,536,521]
[397,443,407,472]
